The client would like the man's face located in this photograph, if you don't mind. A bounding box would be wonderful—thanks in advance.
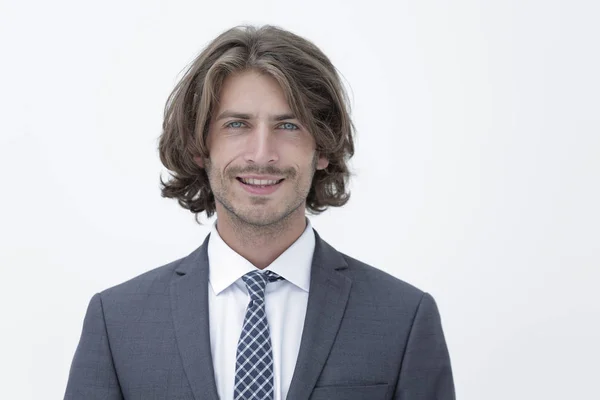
[195,69,329,226]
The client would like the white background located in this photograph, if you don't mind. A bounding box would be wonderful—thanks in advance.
[1,0,599,399]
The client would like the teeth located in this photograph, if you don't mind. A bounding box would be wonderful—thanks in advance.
[241,178,280,186]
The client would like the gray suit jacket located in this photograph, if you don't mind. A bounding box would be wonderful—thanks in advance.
[64,230,455,399]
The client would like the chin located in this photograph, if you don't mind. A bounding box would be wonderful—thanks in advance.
[237,212,283,227]
[229,205,290,226]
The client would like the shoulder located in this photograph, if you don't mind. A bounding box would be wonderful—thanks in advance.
[315,232,429,311]
[338,250,428,312]
[97,236,208,301]
[98,256,185,301]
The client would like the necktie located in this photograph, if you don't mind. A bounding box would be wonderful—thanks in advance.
[234,270,284,400]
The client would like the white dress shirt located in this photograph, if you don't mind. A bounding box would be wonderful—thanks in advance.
[207,219,315,400]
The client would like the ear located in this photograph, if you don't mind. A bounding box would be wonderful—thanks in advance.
[193,155,205,168]
[316,155,329,170]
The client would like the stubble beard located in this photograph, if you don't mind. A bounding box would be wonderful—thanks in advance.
[204,155,317,233]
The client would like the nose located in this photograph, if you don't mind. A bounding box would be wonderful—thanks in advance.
[244,123,279,165]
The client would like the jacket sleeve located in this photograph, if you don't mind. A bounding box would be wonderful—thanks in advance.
[394,292,456,399]
[64,292,124,400]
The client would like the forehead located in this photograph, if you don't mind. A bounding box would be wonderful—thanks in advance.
[215,70,291,113]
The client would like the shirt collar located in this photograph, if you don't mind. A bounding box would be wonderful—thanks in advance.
[207,218,315,295]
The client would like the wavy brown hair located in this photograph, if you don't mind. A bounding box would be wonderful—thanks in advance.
[158,25,355,223]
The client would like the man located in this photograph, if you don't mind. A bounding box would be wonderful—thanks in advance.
[64,25,455,400]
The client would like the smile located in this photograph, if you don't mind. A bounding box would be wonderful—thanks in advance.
[238,177,284,186]
[236,177,285,195]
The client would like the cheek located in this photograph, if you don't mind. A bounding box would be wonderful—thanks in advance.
[282,139,316,161]
[208,144,244,170]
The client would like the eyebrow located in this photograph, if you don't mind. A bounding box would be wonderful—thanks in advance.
[215,110,297,122]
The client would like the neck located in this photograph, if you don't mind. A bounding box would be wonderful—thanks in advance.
[214,207,308,270]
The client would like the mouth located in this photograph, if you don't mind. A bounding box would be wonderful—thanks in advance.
[236,177,285,186]
[235,177,285,195]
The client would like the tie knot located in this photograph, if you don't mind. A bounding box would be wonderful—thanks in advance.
[242,270,284,301]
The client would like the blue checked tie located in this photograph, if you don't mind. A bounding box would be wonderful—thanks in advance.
[234,270,284,400]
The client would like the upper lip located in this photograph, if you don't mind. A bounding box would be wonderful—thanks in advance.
[237,175,285,180]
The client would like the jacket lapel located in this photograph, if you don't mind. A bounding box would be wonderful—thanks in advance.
[169,229,352,400]
[170,234,219,400]
[286,230,352,400]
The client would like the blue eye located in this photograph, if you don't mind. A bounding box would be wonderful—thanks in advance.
[226,121,246,129]
[280,122,299,130]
